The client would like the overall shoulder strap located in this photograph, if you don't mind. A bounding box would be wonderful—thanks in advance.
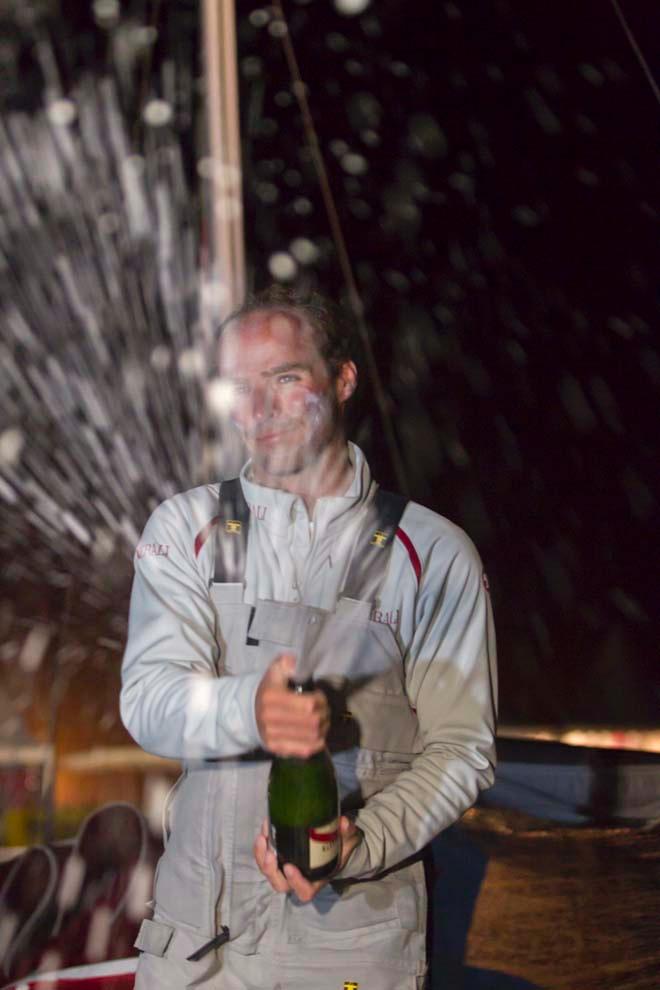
[213,478,251,584]
[341,488,408,602]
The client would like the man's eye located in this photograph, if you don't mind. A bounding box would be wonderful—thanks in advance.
[277,373,300,384]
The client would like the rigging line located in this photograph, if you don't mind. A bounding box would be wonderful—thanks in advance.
[608,0,660,106]
[132,0,164,147]
[271,0,409,496]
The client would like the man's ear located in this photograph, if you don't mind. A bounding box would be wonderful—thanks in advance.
[336,360,357,404]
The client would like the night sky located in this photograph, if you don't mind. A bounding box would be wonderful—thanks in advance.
[0,0,657,741]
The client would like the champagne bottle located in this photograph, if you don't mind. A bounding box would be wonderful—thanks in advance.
[267,680,340,881]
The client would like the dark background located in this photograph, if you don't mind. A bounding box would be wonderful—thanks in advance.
[0,0,657,740]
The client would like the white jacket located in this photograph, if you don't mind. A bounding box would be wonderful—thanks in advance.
[121,443,497,882]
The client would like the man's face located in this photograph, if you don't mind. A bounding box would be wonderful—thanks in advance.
[218,309,353,479]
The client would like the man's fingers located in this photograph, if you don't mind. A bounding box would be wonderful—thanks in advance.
[283,863,322,903]
[261,700,328,733]
[259,687,329,722]
[256,815,359,901]
[338,815,362,869]
[339,815,357,837]
[256,660,330,756]
[254,825,291,894]
[262,847,290,893]
[253,831,268,869]
[261,703,329,744]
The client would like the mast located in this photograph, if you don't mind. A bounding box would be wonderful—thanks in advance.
[201,0,245,313]
[199,0,246,480]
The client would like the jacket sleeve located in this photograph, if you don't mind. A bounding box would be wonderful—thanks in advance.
[336,529,497,880]
[120,496,263,760]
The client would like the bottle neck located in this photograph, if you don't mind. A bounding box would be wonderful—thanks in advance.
[278,750,327,766]
[288,678,315,694]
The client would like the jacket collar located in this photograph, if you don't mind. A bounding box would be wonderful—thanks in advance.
[238,442,376,535]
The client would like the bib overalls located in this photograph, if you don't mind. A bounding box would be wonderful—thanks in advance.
[134,480,428,990]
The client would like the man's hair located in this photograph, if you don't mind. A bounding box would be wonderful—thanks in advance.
[218,284,356,379]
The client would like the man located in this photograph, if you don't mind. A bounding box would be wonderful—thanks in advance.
[120,286,497,990]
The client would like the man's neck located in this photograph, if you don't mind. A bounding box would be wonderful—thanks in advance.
[251,439,353,515]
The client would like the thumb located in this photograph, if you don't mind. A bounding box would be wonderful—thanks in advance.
[265,652,296,688]
[339,815,358,837]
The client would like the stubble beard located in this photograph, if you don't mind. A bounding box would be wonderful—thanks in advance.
[250,394,342,482]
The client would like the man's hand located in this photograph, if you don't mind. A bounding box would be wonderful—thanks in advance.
[255,653,330,757]
[254,816,361,902]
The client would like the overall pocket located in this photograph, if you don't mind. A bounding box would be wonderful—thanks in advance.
[284,861,426,962]
[286,879,400,942]
[135,909,222,989]
[223,877,273,956]
[209,594,253,674]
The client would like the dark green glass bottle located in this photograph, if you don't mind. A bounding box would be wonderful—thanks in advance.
[268,682,340,881]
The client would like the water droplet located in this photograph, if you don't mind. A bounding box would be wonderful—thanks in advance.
[341,152,368,175]
[92,0,120,25]
[47,99,77,127]
[249,9,271,28]
[0,429,24,467]
[290,238,320,264]
[268,19,288,38]
[178,348,205,378]
[143,99,172,127]
[334,0,371,16]
[268,252,297,281]
[293,197,313,216]
[579,63,605,86]
[206,378,235,416]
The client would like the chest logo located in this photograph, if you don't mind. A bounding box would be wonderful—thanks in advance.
[224,519,242,534]
[136,543,169,559]
[247,502,268,520]
[370,607,400,626]
[370,530,388,548]
[343,983,359,990]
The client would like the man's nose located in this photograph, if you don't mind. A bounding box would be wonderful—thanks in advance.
[250,383,274,421]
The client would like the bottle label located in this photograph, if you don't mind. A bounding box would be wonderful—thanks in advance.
[308,818,340,869]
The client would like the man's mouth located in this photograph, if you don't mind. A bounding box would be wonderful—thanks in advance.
[253,425,296,445]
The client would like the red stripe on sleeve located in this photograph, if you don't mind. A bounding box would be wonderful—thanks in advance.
[194,515,220,557]
[396,527,422,583]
